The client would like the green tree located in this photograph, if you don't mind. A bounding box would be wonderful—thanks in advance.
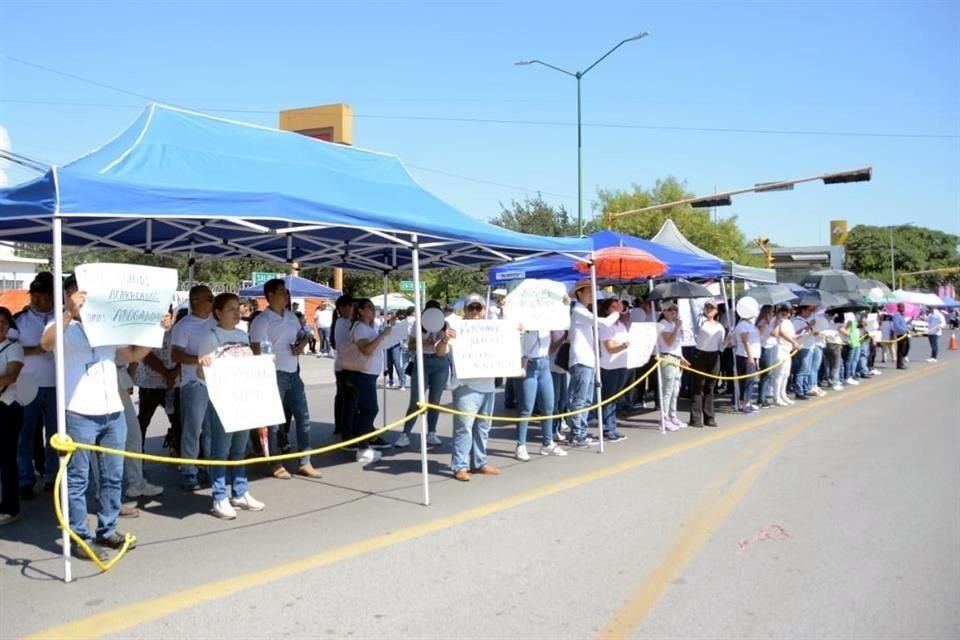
[596,177,761,265]
[845,225,960,289]
[491,194,578,237]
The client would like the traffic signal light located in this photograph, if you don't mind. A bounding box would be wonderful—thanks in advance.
[755,236,774,268]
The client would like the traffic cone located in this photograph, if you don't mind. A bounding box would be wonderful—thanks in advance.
[949,332,958,351]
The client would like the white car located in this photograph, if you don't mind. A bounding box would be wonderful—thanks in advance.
[910,318,929,335]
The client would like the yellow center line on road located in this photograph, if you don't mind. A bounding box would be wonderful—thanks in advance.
[27,364,945,640]
[596,363,945,640]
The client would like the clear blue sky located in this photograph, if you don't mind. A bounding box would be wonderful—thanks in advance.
[1,0,957,247]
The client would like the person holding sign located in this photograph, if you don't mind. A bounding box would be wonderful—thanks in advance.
[597,298,631,442]
[198,293,265,520]
[40,275,156,561]
[449,295,501,481]
[516,322,568,460]
[0,307,26,525]
[249,279,321,479]
[658,302,687,430]
[341,298,393,466]
[396,300,450,449]
[566,279,622,447]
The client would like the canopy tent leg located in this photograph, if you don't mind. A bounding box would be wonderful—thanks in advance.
[52,213,72,583]
[590,262,604,454]
[411,236,430,506]
[187,250,196,289]
[724,278,741,412]
[382,273,389,431]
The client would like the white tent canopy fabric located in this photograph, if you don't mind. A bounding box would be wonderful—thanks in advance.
[651,219,777,284]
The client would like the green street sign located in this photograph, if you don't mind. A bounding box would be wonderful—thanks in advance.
[252,271,284,286]
[399,280,426,292]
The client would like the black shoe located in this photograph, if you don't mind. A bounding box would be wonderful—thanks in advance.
[95,531,136,550]
[43,481,55,493]
[19,486,35,500]
[795,395,810,401]
[705,419,718,427]
[72,542,109,562]
[368,436,391,449]
[688,421,703,428]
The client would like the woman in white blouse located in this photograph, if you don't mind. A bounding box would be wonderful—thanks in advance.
[689,302,725,427]
[598,299,631,442]
[0,307,25,525]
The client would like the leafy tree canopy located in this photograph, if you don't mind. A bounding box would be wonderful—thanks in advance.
[845,225,960,289]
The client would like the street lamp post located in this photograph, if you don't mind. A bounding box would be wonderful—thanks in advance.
[516,32,649,237]
[889,226,896,291]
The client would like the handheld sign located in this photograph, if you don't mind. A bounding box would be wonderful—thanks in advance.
[203,355,285,432]
[452,320,523,379]
[625,322,658,369]
[502,279,570,331]
[75,263,177,348]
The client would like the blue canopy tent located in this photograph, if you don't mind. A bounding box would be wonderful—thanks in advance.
[488,229,723,284]
[0,104,594,575]
[238,275,340,299]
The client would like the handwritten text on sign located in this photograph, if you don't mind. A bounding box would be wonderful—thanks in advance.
[452,320,523,379]
[75,263,177,348]
[625,322,658,369]
[503,279,570,331]
[204,355,285,432]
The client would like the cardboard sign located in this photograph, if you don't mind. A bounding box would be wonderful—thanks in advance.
[625,322,659,369]
[203,355,286,433]
[452,320,523,379]
[502,279,570,331]
[75,263,177,348]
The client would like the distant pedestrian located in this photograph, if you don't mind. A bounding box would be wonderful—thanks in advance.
[926,306,945,362]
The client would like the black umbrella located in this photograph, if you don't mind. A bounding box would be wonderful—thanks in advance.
[799,269,863,299]
[648,280,713,300]
[742,284,800,306]
[859,278,892,298]
[796,289,848,308]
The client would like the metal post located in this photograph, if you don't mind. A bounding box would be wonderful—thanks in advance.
[382,272,389,430]
[576,74,583,237]
[411,236,430,506]
[590,262,604,453]
[725,278,741,412]
[889,227,896,290]
[52,212,72,582]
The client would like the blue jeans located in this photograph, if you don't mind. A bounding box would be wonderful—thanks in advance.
[857,341,871,376]
[403,354,450,434]
[793,348,812,397]
[209,411,249,502]
[736,356,758,405]
[65,411,125,541]
[929,334,940,359]
[600,367,628,437]
[844,345,861,379]
[385,344,407,386]
[758,347,777,404]
[810,345,824,387]
[179,382,213,482]
[269,370,311,466]
[18,386,58,487]
[551,371,568,431]
[318,327,331,355]
[344,371,379,442]
[565,364,595,442]
[451,385,494,472]
[517,357,555,446]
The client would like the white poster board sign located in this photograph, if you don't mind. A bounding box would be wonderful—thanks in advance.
[75,263,177,348]
[626,322,658,369]
[204,355,286,433]
[452,320,523,379]
[503,279,570,331]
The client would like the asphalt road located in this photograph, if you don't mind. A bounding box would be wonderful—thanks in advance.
[2,344,958,640]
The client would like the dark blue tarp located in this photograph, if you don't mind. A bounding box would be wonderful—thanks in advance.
[0,104,586,272]
[488,229,723,284]
[238,275,340,298]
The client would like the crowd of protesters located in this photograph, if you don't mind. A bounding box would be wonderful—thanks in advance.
[0,270,955,562]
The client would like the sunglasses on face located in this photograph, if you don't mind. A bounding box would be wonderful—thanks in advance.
[466,304,483,311]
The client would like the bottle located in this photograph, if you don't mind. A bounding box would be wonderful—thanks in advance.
[261,339,272,354]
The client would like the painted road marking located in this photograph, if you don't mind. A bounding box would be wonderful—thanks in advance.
[26,363,945,640]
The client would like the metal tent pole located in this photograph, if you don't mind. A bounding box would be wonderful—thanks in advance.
[411,236,430,506]
[724,277,741,412]
[382,272,389,430]
[52,210,72,582]
[590,263,604,453]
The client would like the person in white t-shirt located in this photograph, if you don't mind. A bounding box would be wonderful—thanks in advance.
[689,302,725,427]
[448,295,503,480]
[598,298,631,442]
[340,298,394,466]
[733,307,762,413]
[658,301,687,431]
[171,285,217,491]
[249,279,321,479]
[790,306,817,400]
[0,307,26,525]
[925,307,946,362]
[516,314,569,460]
[40,275,156,561]
[14,271,58,497]
[770,304,800,405]
[331,295,355,438]
[314,299,334,357]
[198,293,265,519]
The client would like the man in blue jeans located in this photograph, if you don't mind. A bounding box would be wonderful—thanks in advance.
[40,275,155,561]
[249,279,323,478]
[790,306,817,399]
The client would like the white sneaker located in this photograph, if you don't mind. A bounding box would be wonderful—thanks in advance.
[356,448,382,465]
[127,481,164,498]
[775,400,791,407]
[231,493,265,511]
[426,433,442,447]
[832,384,843,391]
[872,369,883,376]
[394,433,411,448]
[540,443,568,457]
[212,498,237,520]
[515,444,530,461]
[845,378,860,386]
[927,358,937,363]
[904,356,910,363]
